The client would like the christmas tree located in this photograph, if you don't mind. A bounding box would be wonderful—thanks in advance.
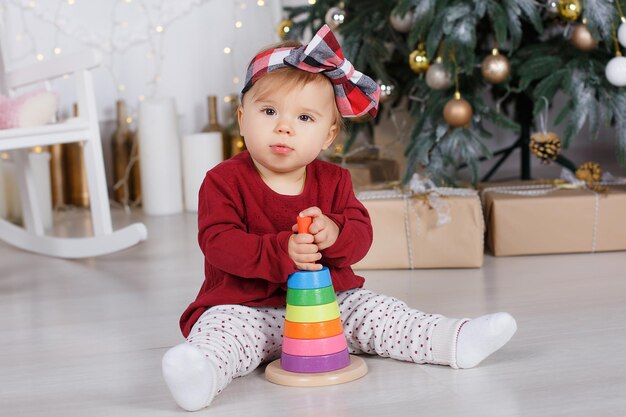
[280,0,626,185]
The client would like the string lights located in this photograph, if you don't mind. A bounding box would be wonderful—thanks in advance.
[2,0,273,123]
[2,0,278,211]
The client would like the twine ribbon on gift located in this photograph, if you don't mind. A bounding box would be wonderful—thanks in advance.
[335,144,379,166]
[357,174,478,269]
[481,170,626,253]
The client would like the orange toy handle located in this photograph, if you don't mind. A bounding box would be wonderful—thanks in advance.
[297,216,312,234]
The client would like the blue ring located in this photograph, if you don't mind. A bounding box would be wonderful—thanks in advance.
[287,266,332,290]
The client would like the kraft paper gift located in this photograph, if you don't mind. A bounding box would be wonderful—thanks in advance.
[353,177,484,270]
[342,159,400,189]
[481,179,626,256]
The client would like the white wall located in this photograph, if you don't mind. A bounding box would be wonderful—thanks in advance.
[2,0,284,188]
[3,0,283,128]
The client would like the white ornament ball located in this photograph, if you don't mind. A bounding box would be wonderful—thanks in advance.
[605,56,626,87]
[389,10,414,33]
[618,22,626,48]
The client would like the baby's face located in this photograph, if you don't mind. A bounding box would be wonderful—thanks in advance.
[238,77,338,176]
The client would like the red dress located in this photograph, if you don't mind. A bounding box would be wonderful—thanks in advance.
[180,151,372,337]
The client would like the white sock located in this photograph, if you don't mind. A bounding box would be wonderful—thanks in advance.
[162,343,218,412]
[455,312,517,369]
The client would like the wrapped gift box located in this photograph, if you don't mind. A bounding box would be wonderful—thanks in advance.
[353,187,484,269]
[481,182,626,256]
[342,159,399,189]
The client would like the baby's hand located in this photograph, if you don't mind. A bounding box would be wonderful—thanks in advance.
[292,207,339,251]
[288,232,323,271]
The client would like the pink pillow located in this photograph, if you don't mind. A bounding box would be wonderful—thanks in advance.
[0,90,58,129]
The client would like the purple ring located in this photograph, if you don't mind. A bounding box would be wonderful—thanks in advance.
[280,348,350,373]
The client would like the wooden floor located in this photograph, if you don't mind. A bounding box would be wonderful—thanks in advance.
[1,210,625,416]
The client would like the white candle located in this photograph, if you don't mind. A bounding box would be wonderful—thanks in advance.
[29,148,53,230]
[137,98,184,216]
[182,132,223,212]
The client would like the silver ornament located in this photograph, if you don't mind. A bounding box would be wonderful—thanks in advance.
[425,62,452,90]
[546,0,559,16]
[389,9,414,33]
[481,49,510,84]
[571,23,597,51]
[325,6,346,30]
[605,56,626,87]
[377,79,397,103]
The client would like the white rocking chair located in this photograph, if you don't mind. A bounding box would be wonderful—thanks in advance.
[0,42,147,258]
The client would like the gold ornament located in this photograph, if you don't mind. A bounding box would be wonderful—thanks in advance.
[481,49,510,84]
[558,0,582,22]
[277,19,293,40]
[575,161,602,183]
[571,23,597,51]
[409,44,429,74]
[443,93,473,127]
[530,132,561,164]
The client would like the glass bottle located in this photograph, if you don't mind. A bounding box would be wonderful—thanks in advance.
[202,95,230,161]
[226,94,246,157]
[128,128,142,206]
[65,103,90,207]
[112,100,131,204]
[49,142,66,209]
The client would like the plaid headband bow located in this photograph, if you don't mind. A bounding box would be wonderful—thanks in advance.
[242,24,380,119]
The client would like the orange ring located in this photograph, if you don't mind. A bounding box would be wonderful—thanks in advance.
[283,317,343,340]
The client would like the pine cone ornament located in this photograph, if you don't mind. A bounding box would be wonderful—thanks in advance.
[529,132,561,164]
[575,161,602,183]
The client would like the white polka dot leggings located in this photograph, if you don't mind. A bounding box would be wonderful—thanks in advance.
[186,288,467,396]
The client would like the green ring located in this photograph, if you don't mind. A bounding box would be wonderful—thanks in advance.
[286,285,336,306]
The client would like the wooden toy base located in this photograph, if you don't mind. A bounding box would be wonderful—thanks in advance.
[265,355,367,387]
